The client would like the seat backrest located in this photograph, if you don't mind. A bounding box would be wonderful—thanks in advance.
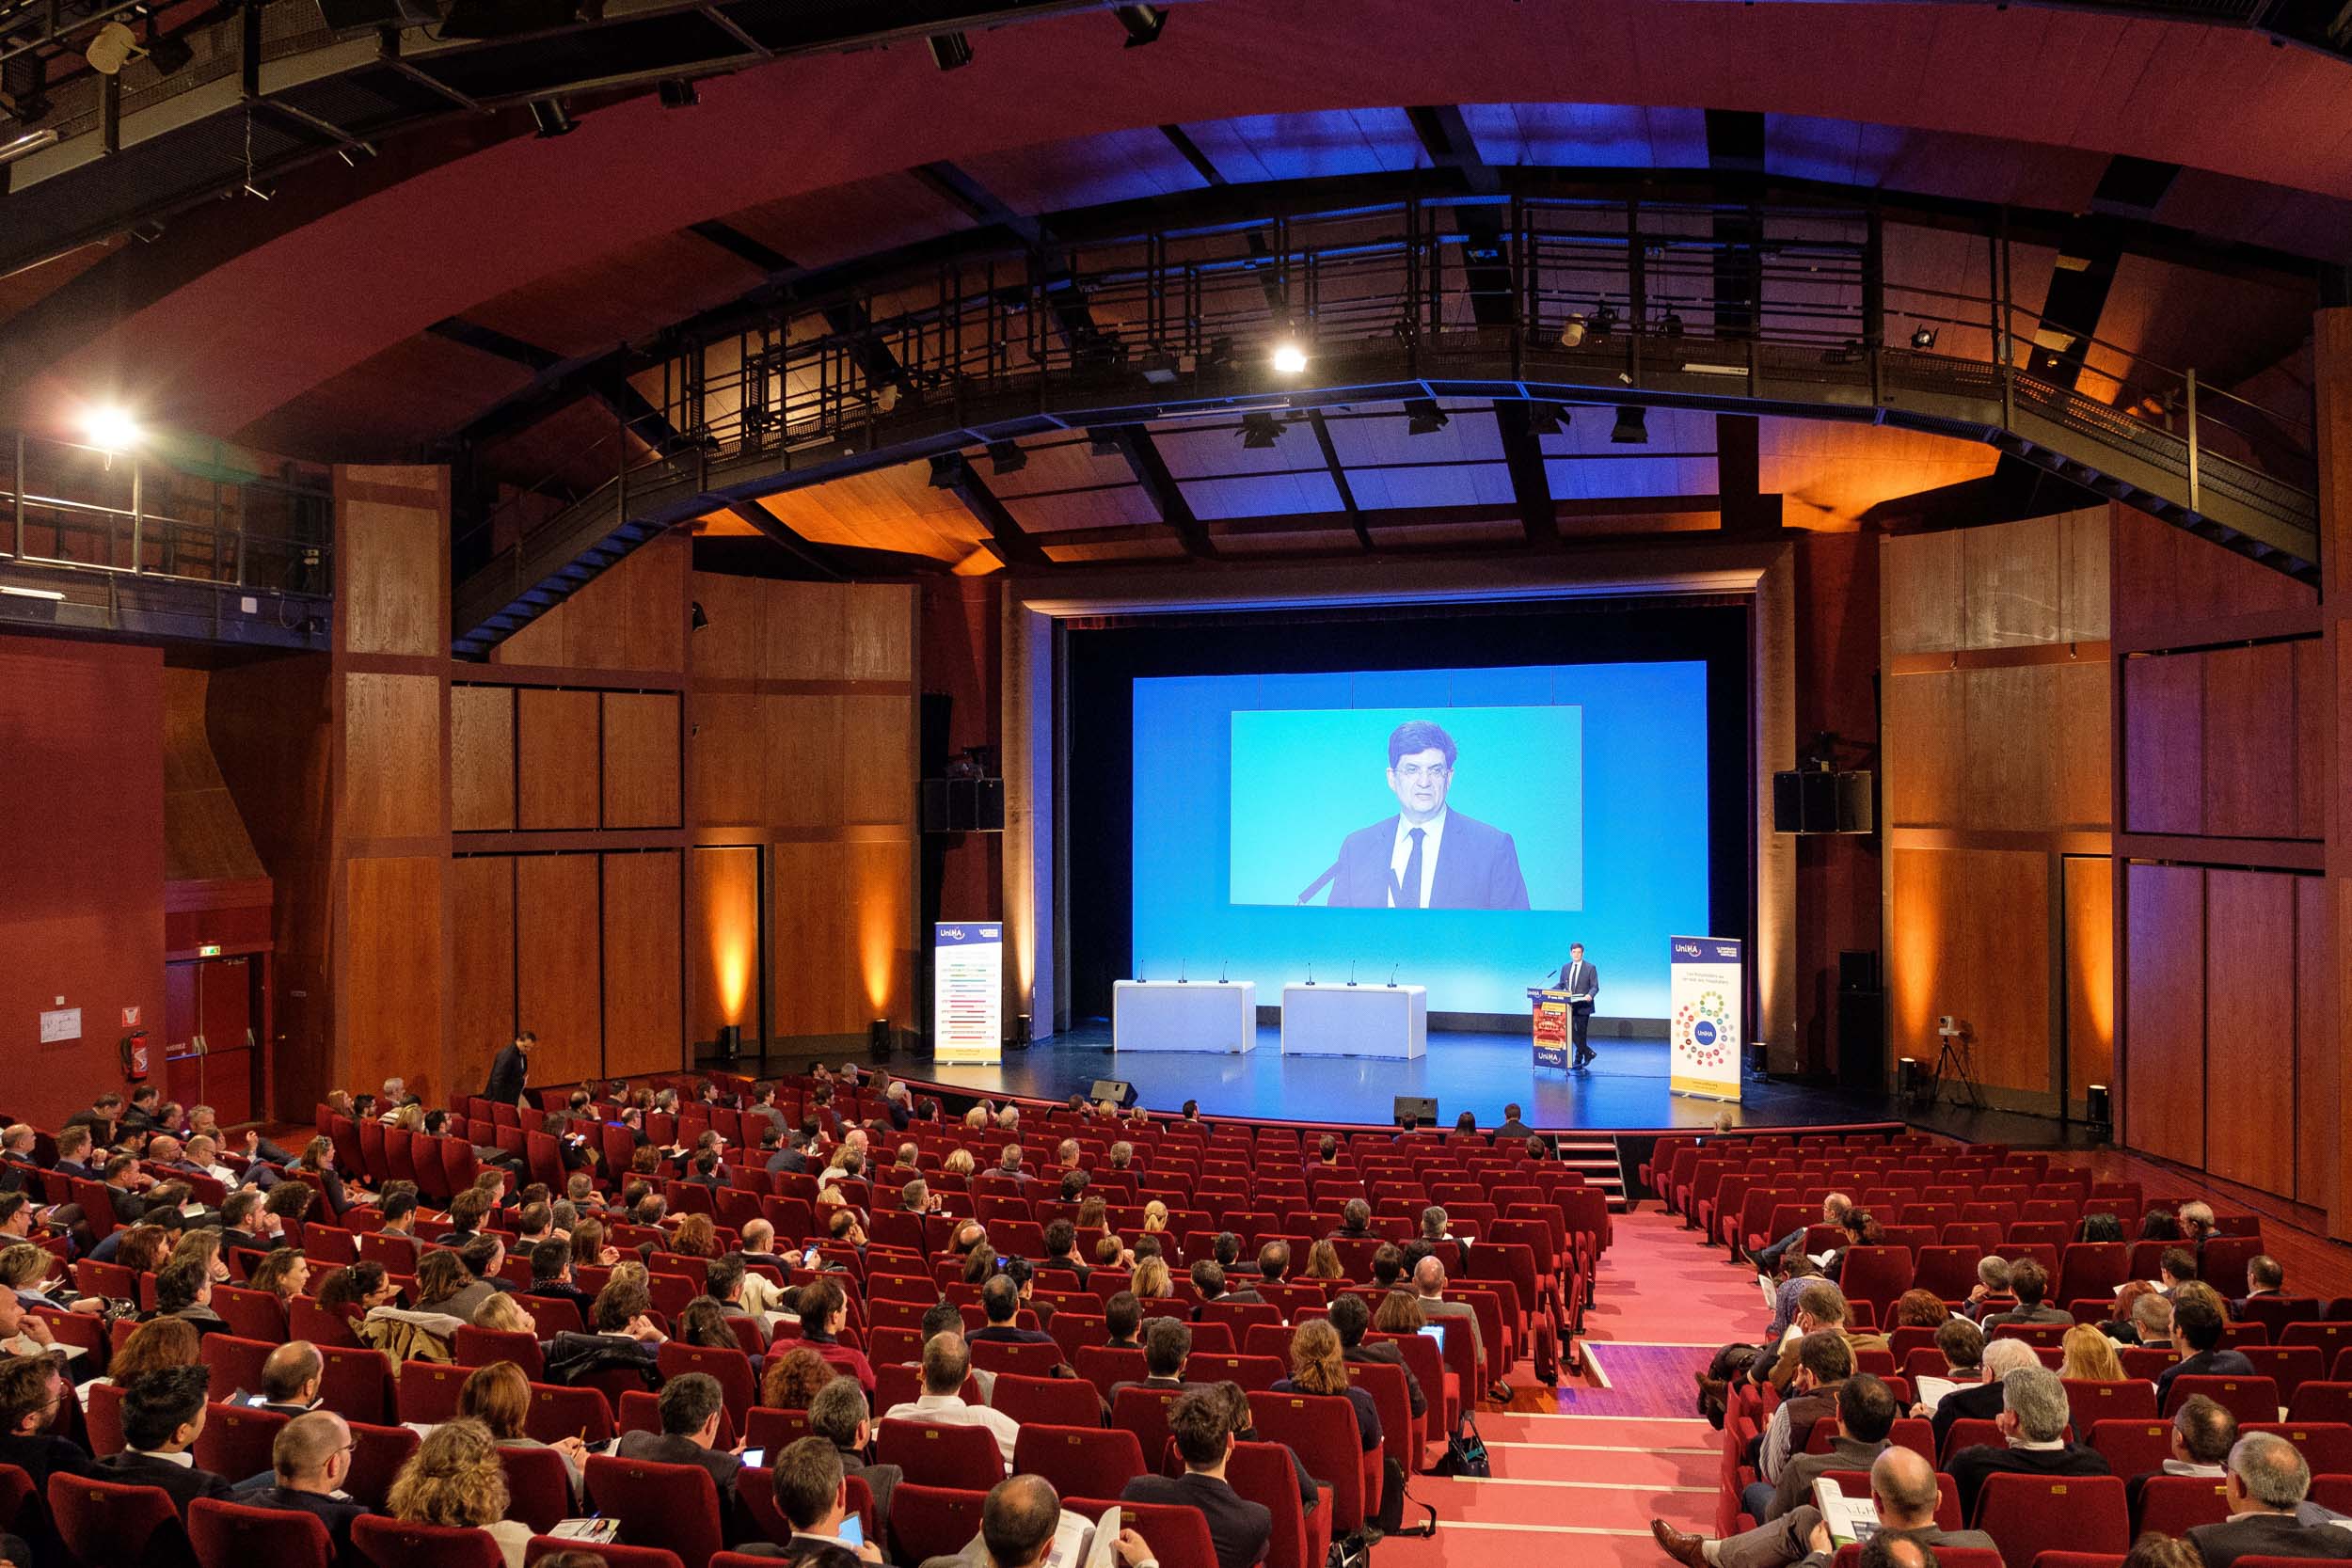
[2063,1378,2159,1428]
[1247,1390,1365,1533]
[887,1482,989,1566]
[878,1417,1005,1490]
[350,1513,504,1568]
[48,1473,195,1568]
[526,1382,615,1446]
[2164,1373,2280,1425]
[991,1372,1102,1428]
[2135,1473,2233,1536]
[1012,1424,1146,1498]
[342,1421,421,1509]
[497,1442,576,1534]
[1110,1387,1184,1477]
[393,1360,472,1425]
[1062,1496,1220,1568]
[1227,1440,1316,1568]
[1974,1472,2128,1565]
[193,1402,288,1483]
[538,1541,682,1568]
[2244,1419,2352,1478]
[454,1325,545,1379]
[187,1497,332,1568]
[584,1454,726,1568]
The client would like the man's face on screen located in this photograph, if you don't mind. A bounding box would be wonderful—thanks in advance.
[1387,747,1453,823]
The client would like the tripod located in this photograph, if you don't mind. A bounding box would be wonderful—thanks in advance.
[1927,1027,1986,1113]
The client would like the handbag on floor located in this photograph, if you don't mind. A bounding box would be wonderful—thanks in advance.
[1433,1412,1489,1478]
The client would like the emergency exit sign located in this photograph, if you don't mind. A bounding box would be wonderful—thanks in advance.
[198,942,221,957]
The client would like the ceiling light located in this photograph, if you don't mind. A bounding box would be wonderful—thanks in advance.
[0,128,57,167]
[987,439,1026,476]
[928,32,973,71]
[1911,325,1938,350]
[1113,4,1168,45]
[1610,405,1648,445]
[528,99,575,138]
[1525,403,1566,436]
[1239,413,1282,450]
[1557,313,1587,349]
[1405,398,1449,436]
[658,78,698,109]
[81,405,141,451]
[1270,341,1308,375]
[0,584,67,601]
[85,23,143,75]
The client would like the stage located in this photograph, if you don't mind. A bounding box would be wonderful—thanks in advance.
[898,1022,1915,1132]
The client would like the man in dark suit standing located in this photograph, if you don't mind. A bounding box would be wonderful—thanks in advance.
[2186,1432,2352,1568]
[1324,721,1530,910]
[95,1366,237,1518]
[1947,1366,2111,1521]
[484,1030,533,1111]
[1562,943,1600,1069]
[1121,1389,1273,1568]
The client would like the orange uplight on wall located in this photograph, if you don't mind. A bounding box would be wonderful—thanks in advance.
[715,923,751,1023]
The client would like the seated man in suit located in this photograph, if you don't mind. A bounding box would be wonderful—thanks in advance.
[1327,1294,1424,1420]
[256,1341,326,1418]
[614,1372,755,1544]
[0,1353,97,1495]
[1325,721,1530,910]
[970,1271,1056,1347]
[1652,1439,1995,1568]
[2154,1286,2258,1412]
[1491,1103,1534,1144]
[2237,1254,2288,1315]
[737,1435,878,1567]
[1122,1388,1273,1568]
[2186,1431,2352,1568]
[2125,1394,2237,1524]
[1109,1317,1199,1402]
[917,1474,1154,1568]
[1189,1261,1261,1314]
[95,1365,237,1517]
[807,1377,898,1555]
[237,1411,367,1568]
[1757,1372,1898,1526]
[1947,1365,2112,1521]
[1976,1259,2073,1329]
[1412,1256,1504,1400]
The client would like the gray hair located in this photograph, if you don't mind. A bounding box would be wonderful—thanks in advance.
[1976,1256,2011,1291]
[2230,1431,2310,1510]
[2131,1291,2175,1335]
[1979,1337,2041,1380]
[2000,1366,2070,1443]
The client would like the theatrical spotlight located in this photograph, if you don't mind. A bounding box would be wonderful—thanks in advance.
[84,23,142,75]
[1238,412,1282,450]
[82,404,142,453]
[1558,312,1588,349]
[1405,398,1449,436]
[1270,340,1308,375]
[987,438,1026,476]
[1610,404,1648,445]
[1911,325,1938,350]
[1589,302,1618,341]
[658,78,699,109]
[1114,5,1168,45]
[929,31,974,71]
[1526,402,1567,436]
[143,24,194,76]
[1657,307,1685,339]
[528,99,575,138]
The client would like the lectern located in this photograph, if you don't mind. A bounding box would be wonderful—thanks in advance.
[1528,988,1571,1071]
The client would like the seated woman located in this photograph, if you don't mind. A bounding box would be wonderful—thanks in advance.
[246,1249,310,1310]
[1303,1241,1346,1283]
[80,1315,199,1401]
[663,1213,722,1260]
[315,1261,399,1319]
[386,1417,535,1568]
[458,1359,586,1500]
[2058,1322,2126,1382]
[471,1290,538,1338]
[413,1249,497,1323]
[294,1137,371,1217]
[1131,1258,1176,1304]
[1891,1289,1948,1330]
[761,1345,836,1411]
[1272,1320,1381,1453]
[673,1297,755,1371]
[1371,1291,1424,1335]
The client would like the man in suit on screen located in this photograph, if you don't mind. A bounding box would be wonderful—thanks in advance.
[1325,720,1531,910]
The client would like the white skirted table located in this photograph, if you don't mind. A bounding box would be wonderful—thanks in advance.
[1279,983,1427,1058]
[1112,980,1258,1053]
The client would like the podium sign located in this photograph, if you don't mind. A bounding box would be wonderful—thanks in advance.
[1669,935,1743,1101]
[1528,988,1571,1071]
[933,923,1003,1065]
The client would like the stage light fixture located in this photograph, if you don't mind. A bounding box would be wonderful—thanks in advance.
[1113,4,1167,45]
[690,600,707,632]
[1911,325,1938,350]
[1270,340,1309,375]
[528,99,575,138]
[1138,351,1180,385]
[85,23,142,75]
[987,438,1026,476]
[0,128,57,167]
[1589,303,1617,341]
[658,78,699,109]
[81,405,141,452]
[1557,313,1587,349]
[928,31,974,71]
[868,1017,892,1057]
[1525,402,1566,436]
[1404,398,1449,436]
[1610,404,1647,445]
[1238,413,1282,449]
[1658,308,1685,339]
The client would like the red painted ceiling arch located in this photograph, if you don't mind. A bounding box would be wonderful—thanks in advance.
[31,0,2352,440]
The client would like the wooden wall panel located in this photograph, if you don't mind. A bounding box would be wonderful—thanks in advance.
[516,854,602,1086]
[2123,862,2204,1167]
[490,604,566,669]
[769,840,852,1036]
[163,668,267,882]
[842,698,912,825]
[2202,869,2297,1196]
[2058,506,2111,644]
[601,851,683,1078]
[563,536,689,673]
[342,856,443,1109]
[1963,518,2061,648]
[1883,673,1961,826]
[450,686,516,832]
[2112,504,2317,641]
[845,584,914,679]
[689,693,765,827]
[601,692,680,829]
[1887,847,2050,1093]
[850,837,915,1028]
[2056,659,2113,829]
[764,696,845,828]
[449,857,516,1100]
[2296,637,2329,840]
[2063,855,2114,1107]
[338,467,445,657]
[690,846,760,1049]
[343,673,443,839]
[687,570,763,680]
[1963,665,2057,830]
[2202,642,2297,840]
[764,581,850,681]
[1883,532,1964,654]
[2122,654,2203,835]
[2300,877,2339,1212]
[517,689,599,830]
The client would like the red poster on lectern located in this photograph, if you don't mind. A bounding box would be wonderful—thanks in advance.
[1528,988,1571,1071]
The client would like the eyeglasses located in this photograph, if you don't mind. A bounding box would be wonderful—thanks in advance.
[1392,764,1451,783]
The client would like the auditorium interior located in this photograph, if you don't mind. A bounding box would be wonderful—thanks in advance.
[6,4,2352,1568]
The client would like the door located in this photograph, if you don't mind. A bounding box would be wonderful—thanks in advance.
[196,957,256,1125]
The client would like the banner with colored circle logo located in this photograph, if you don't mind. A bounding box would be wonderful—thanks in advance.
[1668,935,1743,1101]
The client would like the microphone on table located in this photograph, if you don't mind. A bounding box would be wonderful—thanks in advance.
[1347,960,1357,988]
[1388,965,1397,987]
[1178,960,1186,984]
[1305,962,1314,987]
[1220,959,1228,983]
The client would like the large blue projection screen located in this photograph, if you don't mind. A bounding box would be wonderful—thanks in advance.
[1230,707,1583,911]
[1132,662,1708,1018]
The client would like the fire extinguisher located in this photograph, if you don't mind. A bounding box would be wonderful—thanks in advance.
[119,1030,150,1083]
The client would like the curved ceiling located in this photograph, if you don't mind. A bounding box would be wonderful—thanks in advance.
[8,0,2352,453]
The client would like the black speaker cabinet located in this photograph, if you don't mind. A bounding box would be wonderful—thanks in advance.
[1392,1095,1438,1126]
[1089,1078,1137,1108]
[1836,989,1884,1089]
[1772,770,1875,834]
[1837,950,1880,992]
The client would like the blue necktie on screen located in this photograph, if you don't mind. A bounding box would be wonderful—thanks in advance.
[1401,826,1425,909]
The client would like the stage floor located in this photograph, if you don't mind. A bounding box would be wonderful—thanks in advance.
[900,1022,1909,1132]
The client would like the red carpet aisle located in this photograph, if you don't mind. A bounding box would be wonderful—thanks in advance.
[1378,1207,1744,1568]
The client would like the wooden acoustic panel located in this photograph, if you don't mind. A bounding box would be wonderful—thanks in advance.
[491,603,566,669]
[449,856,516,1102]
[769,840,851,1036]
[2111,503,2316,641]
[517,689,599,831]
[2122,654,2202,836]
[841,697,911,825]
[1883,672,1961,828]
[687,570,763,680]
[690,846,760,1050]
[688,692,764,828]
[2123,862,2204,1167]
[336,467,445,657]
[1962,664,2057,832]
[1886,846,2050,1095]
[1882,532,1964,656]
[2296,638,2328,839]
[562,534,689,673]
[342,672,443,840]
[2299,877,2338,1212]
[2201,869,2297,1198]
[2062,855,2114,1108]
[763,580,850,681]
[2055,658,2113,830]
[450,686,516,832]
[850,837,914,1027]
[2201,642,2297,841]
[602,850,683,1078]
[516,854,601,1086]
[845,584,913,680]
[2056,506,2111,645]
[762,695,845,828]
[342,856,443,1108]
[601,692,680,829]
[1962,518,2061,649]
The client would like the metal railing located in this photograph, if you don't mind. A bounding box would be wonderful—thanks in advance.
[2,431,334,600]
